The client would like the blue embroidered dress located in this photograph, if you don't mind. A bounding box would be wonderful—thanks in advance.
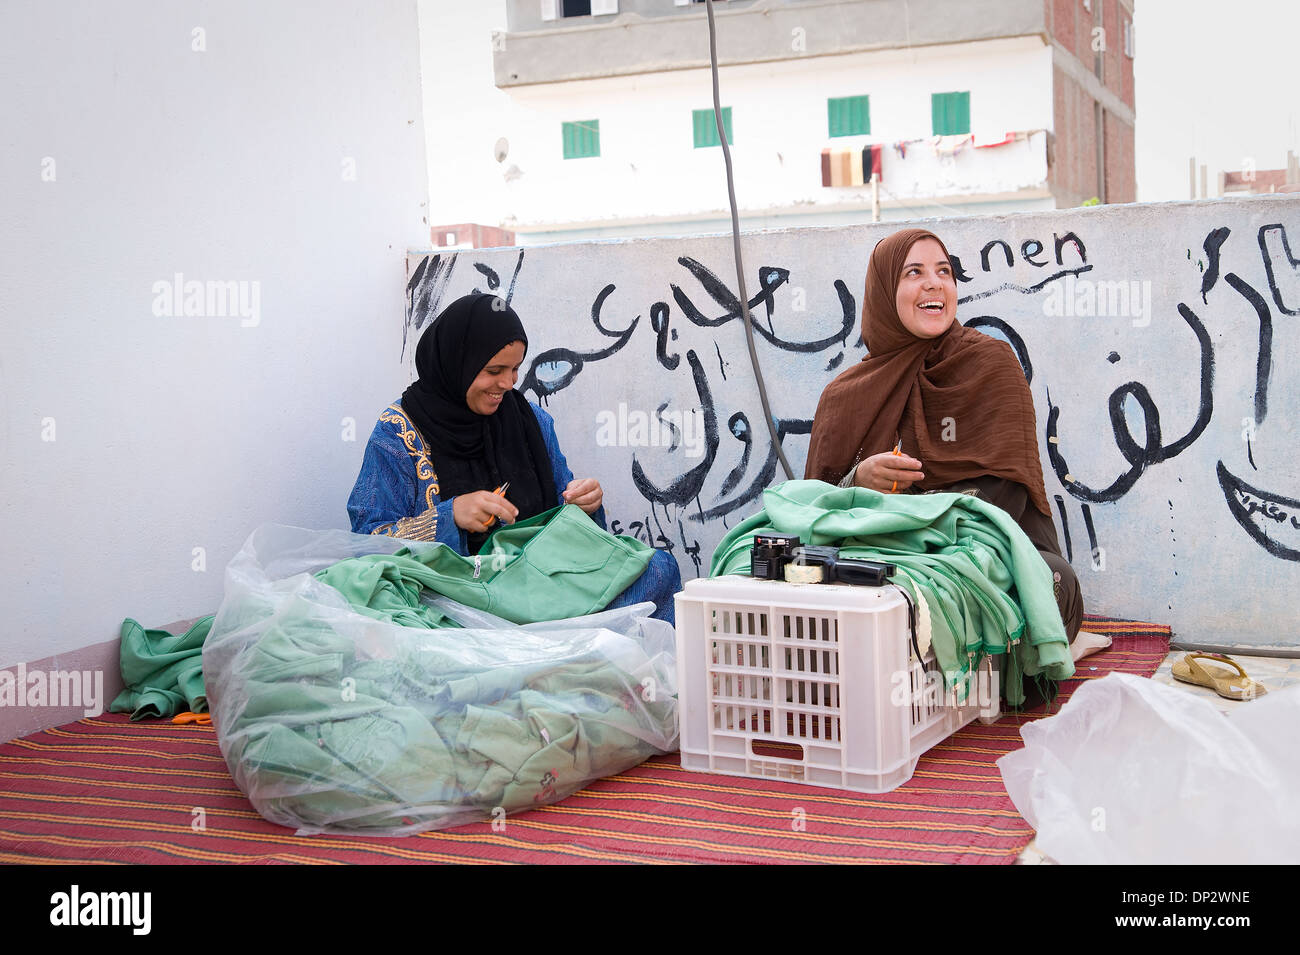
[347,400,680,622]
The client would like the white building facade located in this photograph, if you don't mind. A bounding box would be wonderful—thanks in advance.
[423,0,1135,243]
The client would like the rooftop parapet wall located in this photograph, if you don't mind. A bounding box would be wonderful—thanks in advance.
[406,195,1300,649]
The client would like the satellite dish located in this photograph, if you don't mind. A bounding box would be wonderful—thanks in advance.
[494,138,509,163]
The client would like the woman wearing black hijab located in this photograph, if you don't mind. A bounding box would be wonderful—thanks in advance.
[347,293,680,621]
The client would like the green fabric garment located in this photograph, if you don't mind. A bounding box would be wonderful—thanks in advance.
[217,585,674,832]
[109,617,212,720]
[316,504,653,627]
[710,480,1075,706]
[200,509,673,832]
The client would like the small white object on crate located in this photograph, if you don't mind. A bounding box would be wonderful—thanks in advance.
[674,575,1000,794]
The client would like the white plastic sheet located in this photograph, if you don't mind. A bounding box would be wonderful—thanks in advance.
[998,672,1300,864]
[203,524,678,835]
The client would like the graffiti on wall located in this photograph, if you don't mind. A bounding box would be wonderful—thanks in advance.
[404,214,1300,581]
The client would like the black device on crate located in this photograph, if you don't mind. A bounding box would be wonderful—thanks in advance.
[749,533,896,586]
[749,533,922,663]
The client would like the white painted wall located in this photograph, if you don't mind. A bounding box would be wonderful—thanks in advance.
[406,195,1300,650]
[0,0,429,667]
[500,37,1054,231]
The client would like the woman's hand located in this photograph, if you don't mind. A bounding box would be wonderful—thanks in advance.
[854,452,925,493]
[563,477,603,515]
[453,490,519,532]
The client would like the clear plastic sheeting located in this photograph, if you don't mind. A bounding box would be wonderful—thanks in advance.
[203,524,678,835]
[998,673,1300,864]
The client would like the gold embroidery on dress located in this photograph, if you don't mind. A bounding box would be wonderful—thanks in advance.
[379,402,444,527]
[392,511,438,541]
[371,513,438,540]
[381,403,440,494]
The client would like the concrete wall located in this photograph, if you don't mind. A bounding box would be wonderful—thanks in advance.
[507,0,757,33]
[496,0,1046,87]
[0,0,430,670]
[405,194,1300,649]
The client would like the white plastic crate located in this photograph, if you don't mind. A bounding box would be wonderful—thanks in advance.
[674,575,1000,794]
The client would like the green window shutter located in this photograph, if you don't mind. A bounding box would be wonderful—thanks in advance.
[827,95,870,137]
[562,120,600,159]
[692,107,732,148]
[954,92,970,133]
[931,92,970,135]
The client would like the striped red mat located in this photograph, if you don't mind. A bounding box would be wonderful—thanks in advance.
[0,615,1168,865]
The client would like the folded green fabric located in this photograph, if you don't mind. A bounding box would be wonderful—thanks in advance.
[710,480,1075,705]
[110,616,212,720]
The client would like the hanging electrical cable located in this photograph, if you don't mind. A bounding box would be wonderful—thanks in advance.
[703,0,795,481]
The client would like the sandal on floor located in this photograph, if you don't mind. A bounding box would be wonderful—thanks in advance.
[1171,653,1268,701]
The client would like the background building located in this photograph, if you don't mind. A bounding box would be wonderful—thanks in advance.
[1208,151,1300,199]
[449,0,1137,243]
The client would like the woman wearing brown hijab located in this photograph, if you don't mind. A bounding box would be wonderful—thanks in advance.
[805,228,1086,657]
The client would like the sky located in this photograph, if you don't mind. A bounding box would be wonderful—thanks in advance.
[1134,0,1300,200]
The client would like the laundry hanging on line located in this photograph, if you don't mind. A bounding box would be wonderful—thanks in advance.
[934,134,974,157]
[825,131,1033,183]
[974,131,1030,149]
[821,144,884,187]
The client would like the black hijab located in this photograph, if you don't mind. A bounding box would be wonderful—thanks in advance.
[401,293,557,553]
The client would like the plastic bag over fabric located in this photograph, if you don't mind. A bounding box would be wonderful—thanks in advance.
[203,524,678,835]
[997,673,1300,864]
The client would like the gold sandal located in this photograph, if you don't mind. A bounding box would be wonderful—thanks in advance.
[1171,653,1268,701]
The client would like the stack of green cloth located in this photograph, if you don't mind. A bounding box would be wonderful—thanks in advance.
[710,480,1075,705]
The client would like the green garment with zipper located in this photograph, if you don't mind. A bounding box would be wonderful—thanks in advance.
[315,503,654,628]
[710,480,1075,705]
[204,506,673,832]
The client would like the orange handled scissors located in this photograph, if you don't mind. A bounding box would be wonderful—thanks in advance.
[890,440,902,493]
[172,711,211,725]
[481,481,510,530]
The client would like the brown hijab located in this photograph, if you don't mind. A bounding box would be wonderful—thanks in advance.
[803,228,1051,516]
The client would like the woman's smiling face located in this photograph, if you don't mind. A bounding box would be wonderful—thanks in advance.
[465,340,526,415]
[894,238,957,339]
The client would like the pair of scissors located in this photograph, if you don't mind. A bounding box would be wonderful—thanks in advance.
[172,711,211,725]
[481,481,511,529]
[890,439,902,493]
